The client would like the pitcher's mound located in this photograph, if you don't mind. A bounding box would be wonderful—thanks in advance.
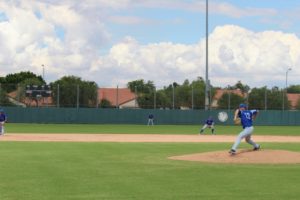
[169,149,300,164]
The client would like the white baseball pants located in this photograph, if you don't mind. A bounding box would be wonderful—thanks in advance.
[231,126,258,151]
[201,124,214,130]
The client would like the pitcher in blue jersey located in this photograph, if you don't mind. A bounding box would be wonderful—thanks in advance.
[229,104,260,155]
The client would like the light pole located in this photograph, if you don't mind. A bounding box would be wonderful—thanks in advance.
[228,85,231,111]
[283,68,292,110]
[41,64,45,81]
[204,0,210,110]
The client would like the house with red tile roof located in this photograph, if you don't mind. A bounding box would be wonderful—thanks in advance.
[98,88,138,108]
[6,87,137,108]
[287,93,300,110]
[7,90,53,107]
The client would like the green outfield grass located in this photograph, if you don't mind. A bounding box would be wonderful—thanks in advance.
[0,142,299,200]
[2,123,300,199]
[4,123,300,135]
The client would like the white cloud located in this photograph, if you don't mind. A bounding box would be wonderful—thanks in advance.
[0,1,299,89]
[0,0,110,81]
[89,25,300,88]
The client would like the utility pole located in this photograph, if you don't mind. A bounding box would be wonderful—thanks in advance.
[204,0,210,110]
[41,64,45,81]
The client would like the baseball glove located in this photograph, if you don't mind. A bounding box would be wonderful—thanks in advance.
[234,118,241,125]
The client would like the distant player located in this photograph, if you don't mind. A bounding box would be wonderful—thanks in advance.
[0,108,7,135]
[200,117,215,134]
[147,113,154,126]
[229,104,260,155]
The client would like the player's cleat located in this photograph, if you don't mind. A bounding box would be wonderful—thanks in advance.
[229,149,236,155]
[253,145,260,151]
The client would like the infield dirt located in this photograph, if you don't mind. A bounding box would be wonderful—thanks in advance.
[1,133,300,143]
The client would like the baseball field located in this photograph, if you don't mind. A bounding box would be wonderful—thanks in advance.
[0,124,300,200]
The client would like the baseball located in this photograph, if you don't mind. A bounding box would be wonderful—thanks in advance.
[218,111,228,122]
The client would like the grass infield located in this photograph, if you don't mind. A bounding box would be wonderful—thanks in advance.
[0,142,299,200]
[4,123,300,135]
[1,124,300,199]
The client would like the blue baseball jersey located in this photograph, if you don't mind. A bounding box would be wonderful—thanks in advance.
[148,114,154,119]
[238,110,258,129]
[0,113,6,122]
[205,119,214,125]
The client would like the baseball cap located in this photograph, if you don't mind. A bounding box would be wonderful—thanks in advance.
[239,103,247,108]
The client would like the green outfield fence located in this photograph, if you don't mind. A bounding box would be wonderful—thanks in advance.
[1,107,300,125]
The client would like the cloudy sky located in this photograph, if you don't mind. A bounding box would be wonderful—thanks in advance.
[0,0,299,89]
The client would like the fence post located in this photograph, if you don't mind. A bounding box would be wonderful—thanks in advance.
[154,87,156,109]
[135,86,137,108]
[264,87,267,110]
[96,87,99,108]
[116,85,119,109]
[192,85,194,110]
[57,84,60,107]
[0,83,1,105]
[76,84,79,109]
[228,92,231,111]
[172,84,175,109]
[17,83,20,103]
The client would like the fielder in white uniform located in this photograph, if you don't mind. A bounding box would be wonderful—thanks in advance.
[229,104,260,155]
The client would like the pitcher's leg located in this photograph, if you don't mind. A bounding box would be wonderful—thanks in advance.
[245,135,256,146]
[231,127,253,151]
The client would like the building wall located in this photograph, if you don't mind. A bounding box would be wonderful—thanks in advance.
[119,99,138,109]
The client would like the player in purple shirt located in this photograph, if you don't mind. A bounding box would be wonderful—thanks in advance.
[200,117,215,134]
[229,104,260,155]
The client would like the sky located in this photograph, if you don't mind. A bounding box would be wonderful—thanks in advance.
[0,0,300,89]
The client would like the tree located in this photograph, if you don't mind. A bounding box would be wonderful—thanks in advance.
[174,79,191,108]
[249,87,290,110]
[162,82,180,109]
[248,87,266,110]
[155,90,171,109]
[99,99,113,108]
[1,71,45,93]
[297,98,300,110]
[190,78,206,109]
[234,81,250,94]
[127,79,155,109]
[287,85,300,93]
[50,76,98,107]
[218,92,244,110]
[0,87,13,106]
[126,78,208,109]
[127,79,155,94]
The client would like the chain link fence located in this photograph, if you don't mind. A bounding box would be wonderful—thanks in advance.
[0,83,298,110]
